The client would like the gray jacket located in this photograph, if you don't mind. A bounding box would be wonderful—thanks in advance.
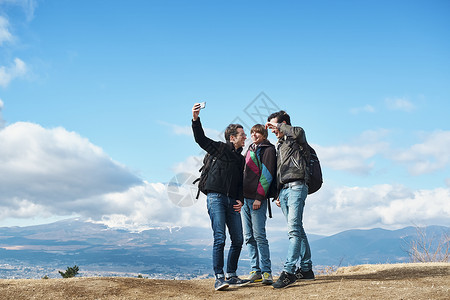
[276,123,309,187]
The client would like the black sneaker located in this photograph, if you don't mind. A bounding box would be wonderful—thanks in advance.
[295,268,315,281]
[214,277,229,291]
[226,276,251,287]
[272,271,296,289]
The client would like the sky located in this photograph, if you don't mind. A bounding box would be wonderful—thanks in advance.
[0,0,449,236]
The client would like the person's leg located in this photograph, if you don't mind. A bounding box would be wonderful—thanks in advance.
[242,198,260,273]
[225,197,244,278]
[207,193,228,278]
[251,199,271,274]
[278,188,289,222]
[272,188,297,289]
[284,184,311,274]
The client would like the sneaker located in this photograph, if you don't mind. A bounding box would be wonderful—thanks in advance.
[247,271,262,283]
[214,278,229,291]
[261,272,273,285]
[295,268,315,281]
[226,276,251,287]
[272,271,296,289]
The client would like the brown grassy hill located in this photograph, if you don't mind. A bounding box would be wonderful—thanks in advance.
[1,263,449,300]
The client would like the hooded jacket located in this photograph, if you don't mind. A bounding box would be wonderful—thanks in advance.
[243,140,277,201]
[192,117,244,200]
[276,123,309,188]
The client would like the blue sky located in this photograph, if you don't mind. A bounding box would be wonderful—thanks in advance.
[0,0,449,235]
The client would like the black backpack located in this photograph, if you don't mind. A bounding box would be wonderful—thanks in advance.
[193,153,217,199]
[305,145,323,194]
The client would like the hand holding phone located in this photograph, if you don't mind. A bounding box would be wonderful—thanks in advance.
[192,102,206,121]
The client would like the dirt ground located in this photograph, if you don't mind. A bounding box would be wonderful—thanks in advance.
[0,263,449,300]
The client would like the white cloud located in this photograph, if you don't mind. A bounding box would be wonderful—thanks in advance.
[160,121,192,136]
[0,0,37,21]
[0,16,13,45]
[316,130,390,175]
[171,155,204,175]
[0,122,209,230]
[84,181,210,232]
[160,120,223,140]
[0,122,142,220]
[1,123,448,236]
[305,184,450,235]
[386,97,415,112]
[350,104,376,114]
[0,58,27,87]
[390,130,450,175]
[90,179,450,236]
[316,129,450,177]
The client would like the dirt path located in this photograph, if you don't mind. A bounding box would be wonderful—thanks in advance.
[1,263,449,299]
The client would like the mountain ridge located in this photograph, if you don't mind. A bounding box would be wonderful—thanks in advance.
[0,218,448,279]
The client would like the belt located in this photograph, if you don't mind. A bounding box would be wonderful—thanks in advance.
[282,180,305,189]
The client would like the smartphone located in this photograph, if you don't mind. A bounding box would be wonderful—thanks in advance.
[199,101,206,109]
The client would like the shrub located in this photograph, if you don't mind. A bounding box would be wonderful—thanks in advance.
[59,265,80,278]
[403,226,450,263]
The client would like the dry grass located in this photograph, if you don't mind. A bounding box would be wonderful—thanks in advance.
[0,263,449,299]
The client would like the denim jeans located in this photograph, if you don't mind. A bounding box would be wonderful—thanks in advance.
[207,192,244,278]
[241,198,272,274]
[278,183,312,274]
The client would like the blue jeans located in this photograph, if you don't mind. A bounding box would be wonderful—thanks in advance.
[207,192,244,278]
[278,183,312,274]
[241,198,272,274]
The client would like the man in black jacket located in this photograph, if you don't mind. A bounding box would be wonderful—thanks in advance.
[192,103,249,291]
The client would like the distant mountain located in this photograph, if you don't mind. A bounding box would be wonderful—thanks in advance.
[309,225,450,267]
[0,219,213,279]
[0,219,448,279]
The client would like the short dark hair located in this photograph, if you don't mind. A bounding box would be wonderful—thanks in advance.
[224,124,243,141]
[251,124,268,139]
[267,110,291,125]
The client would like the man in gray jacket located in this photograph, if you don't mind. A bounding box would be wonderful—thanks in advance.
[265,110,315,289]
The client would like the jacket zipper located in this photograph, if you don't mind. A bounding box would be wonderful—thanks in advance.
[291,156,300,170]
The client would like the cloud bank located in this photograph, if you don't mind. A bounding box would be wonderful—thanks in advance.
[317,129,450,176]
[306,184,450,235]
[391,130,450,175]
[0,121,449,236]
[60,178,450,236]
[0,122,142,220]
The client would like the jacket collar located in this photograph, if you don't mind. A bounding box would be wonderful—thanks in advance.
[226,141,243,154]
[250,139,272,151]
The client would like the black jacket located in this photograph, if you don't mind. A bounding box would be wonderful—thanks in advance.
[192,117,244,200]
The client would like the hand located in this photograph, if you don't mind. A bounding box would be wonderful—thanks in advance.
[275,198,281,207]
[253,200,261,210]
[192,103,202,121]
[265,121,278,130]
[234,200,243,213]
